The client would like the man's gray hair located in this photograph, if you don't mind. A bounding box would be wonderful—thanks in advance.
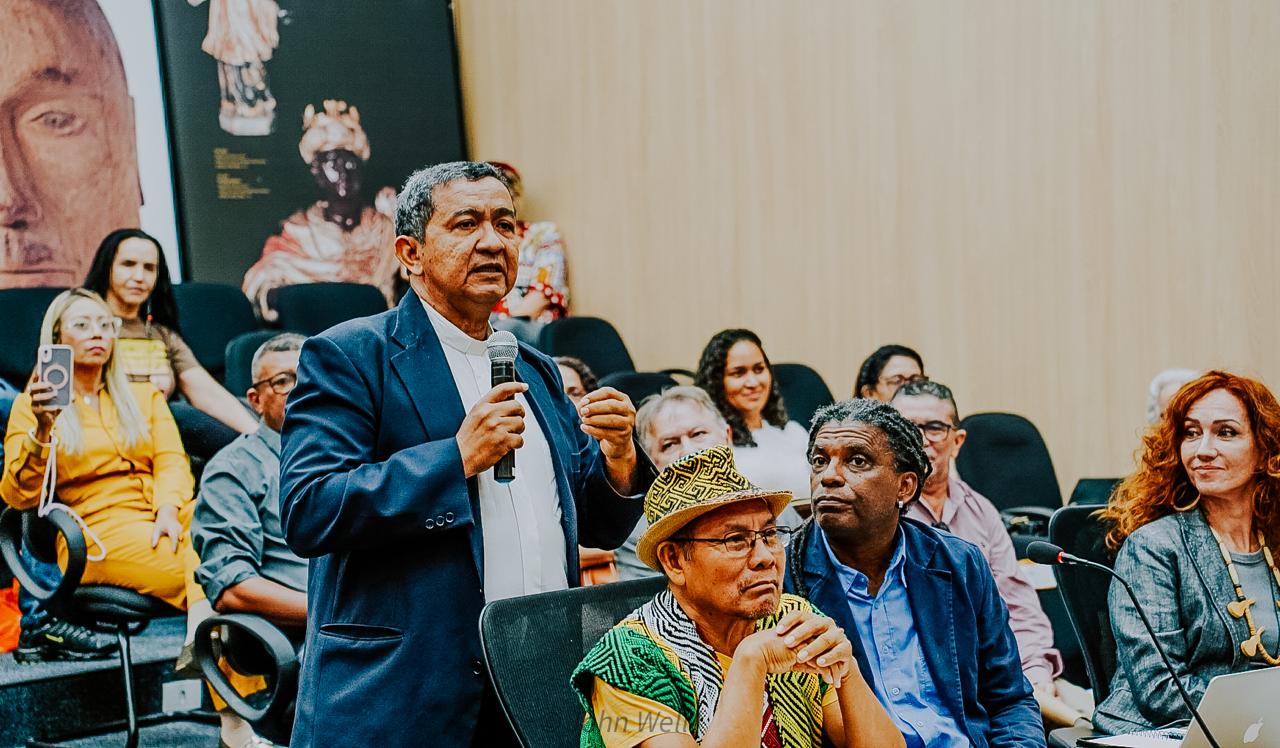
[251,333,306,382]
[892,378,960,424]
[1147,368,1199,424]
[394,161,507,240]
[635,386,727,455]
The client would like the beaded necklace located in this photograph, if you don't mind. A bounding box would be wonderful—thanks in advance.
[1209,526,1280,665]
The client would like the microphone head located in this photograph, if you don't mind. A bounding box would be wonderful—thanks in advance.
[1026,541,1065,565]
[485,330,519,364]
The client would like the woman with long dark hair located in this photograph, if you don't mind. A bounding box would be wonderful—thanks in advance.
[695,329,810,514]
[854,344,924,401]
[1093,371,1280,733]
[83,230,257,457]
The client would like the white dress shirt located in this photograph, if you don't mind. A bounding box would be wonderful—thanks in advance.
[423,300,567,602]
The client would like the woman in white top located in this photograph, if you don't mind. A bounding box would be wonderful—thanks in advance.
[694,329,812,503]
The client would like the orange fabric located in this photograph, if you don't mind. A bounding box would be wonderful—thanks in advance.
[0,580,20,653]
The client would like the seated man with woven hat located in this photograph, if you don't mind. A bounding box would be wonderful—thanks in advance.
[572,446,903,748]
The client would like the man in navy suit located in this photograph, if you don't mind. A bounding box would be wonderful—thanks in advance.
[784,399,1045,747]
[278,161,654,747]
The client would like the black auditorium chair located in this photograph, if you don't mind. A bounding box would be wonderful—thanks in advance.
[193,615,300,746]
[172,282,260,384]
[0,507,217,747]
[773,362,834,427]
[599,371,677,406]
[538,317,636,379]
[223,329,281,398]
[1068,477,1121,506]
[1046,504,1118,748]
[480,575,667,748]
[0,287,66,390]
[270,282,389,336]
[954,412,1061,545]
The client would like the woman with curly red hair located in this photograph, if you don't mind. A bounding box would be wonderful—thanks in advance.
[1093,371,1280,734]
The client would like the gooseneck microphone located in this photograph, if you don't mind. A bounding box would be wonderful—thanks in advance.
[485,331,520,483]
[1026,541,1221,748]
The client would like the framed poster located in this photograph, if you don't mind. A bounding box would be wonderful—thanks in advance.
[154,0,468,320]
[0,0,182,289]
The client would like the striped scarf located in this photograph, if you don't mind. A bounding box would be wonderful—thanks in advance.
[572,591,828,748]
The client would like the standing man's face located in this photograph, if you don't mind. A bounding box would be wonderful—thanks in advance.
[0,1,140,288]
[396,176,519,320]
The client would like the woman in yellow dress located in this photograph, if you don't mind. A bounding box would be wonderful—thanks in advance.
[1,289,278,748]
[2,288,199,607]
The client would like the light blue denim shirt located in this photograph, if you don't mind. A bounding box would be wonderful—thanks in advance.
[821,528,971,748]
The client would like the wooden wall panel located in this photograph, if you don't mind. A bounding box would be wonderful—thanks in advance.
[454,0,1280,494]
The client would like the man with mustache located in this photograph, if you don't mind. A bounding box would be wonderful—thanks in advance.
[785,399,1045,747]
[1,0,141,288]
[573,445,903,747]
[279,161,655,747]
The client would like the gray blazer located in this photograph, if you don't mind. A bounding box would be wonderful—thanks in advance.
[1093,509,1253,733]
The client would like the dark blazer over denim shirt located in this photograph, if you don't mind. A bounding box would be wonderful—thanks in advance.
[278,294,653,748]
[1094,509,1252,734]
[785,518,1045,748]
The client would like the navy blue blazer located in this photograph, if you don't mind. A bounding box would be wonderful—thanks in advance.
[278,294,652,747]
[784,518,1045,748]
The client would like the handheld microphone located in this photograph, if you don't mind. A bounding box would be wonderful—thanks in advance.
[485,331,520,483]
[1027,541,1221,748]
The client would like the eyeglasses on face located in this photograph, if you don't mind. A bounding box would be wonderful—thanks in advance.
[911,420,957,443]
[63,316,123,337]
[251,371,297,395]
[880,373,925,389]
[670,525,794,557]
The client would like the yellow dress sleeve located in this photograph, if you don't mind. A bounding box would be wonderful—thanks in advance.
[1,393,45,511]
[143,386,193,511]
[590,676,691,748]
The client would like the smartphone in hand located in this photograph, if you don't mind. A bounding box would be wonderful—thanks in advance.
[37,344,74,409]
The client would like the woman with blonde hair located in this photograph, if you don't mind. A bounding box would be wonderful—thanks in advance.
[3,288,199,607]
[1094,370,1280,734]
[2,289,275,747]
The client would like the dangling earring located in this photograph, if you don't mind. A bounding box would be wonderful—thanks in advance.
[1173,493,1202,512]
[144,298,153,336]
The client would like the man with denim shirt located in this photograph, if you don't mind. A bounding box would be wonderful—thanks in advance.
[785,399,1044,748]
[193,334,308,629]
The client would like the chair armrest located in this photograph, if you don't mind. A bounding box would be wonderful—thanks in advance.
[1049,725,1099,747]
[194,613,299,723]
[0,507,87,614]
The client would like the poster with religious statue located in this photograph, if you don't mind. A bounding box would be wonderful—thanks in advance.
[0,0,181,289]
[186,0,283,136]
[154,0,467,312]
[242,100,399,320]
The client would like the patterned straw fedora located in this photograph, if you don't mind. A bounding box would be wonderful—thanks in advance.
[636,445,792,570]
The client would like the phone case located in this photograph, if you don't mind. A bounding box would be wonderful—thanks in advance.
[37,345,74,408]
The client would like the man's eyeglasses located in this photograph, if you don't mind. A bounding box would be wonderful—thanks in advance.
[64,316,123,337]
[911,420,957,443]
[251,371,297,395]
[669,526,794,557]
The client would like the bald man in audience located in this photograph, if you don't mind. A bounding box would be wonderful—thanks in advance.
[891,379,1092,727]
[2,0,141,287]
[621,386,804,579]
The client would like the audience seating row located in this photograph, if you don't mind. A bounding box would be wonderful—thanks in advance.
[473,503,1117,748]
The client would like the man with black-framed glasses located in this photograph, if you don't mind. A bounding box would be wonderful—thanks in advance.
[891,379,1090,728]
[194,333,309,634]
